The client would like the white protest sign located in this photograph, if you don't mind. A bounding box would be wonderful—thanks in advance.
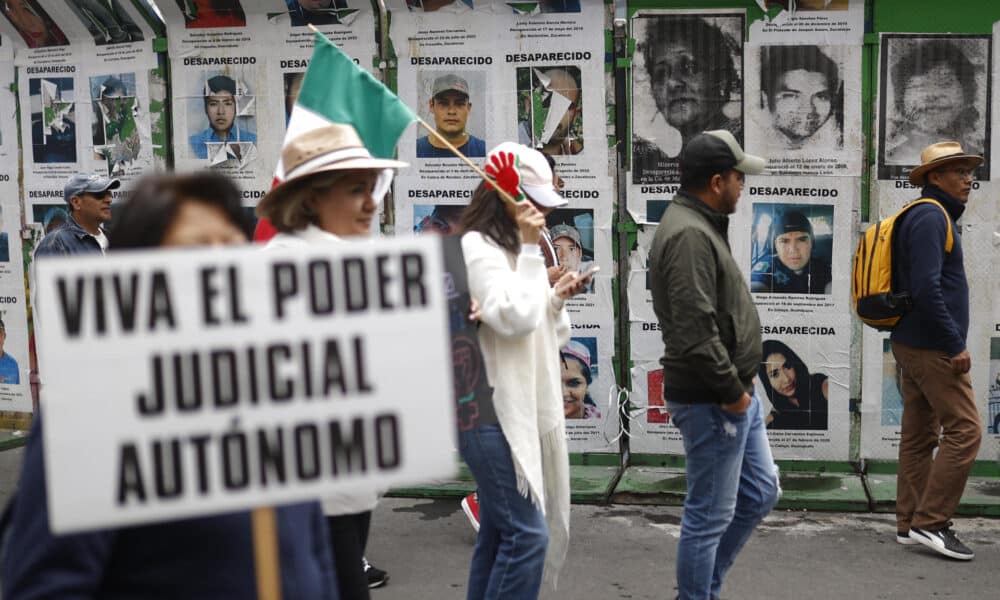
[36,237,455,534]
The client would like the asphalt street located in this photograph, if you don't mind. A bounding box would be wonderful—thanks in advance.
[0,448,996,599]
[367,496,1000,600]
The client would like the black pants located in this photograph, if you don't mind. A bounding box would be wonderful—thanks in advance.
[326,511,372,600]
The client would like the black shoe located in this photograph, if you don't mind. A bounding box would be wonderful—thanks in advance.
[363,557,389,589]
[909,523,974,560]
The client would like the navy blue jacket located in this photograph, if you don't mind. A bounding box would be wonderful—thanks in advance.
[890,185,969,356]
[34,215,104,257]
[1,418,339,599]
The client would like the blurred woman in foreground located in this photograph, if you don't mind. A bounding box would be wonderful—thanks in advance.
[256,123,408,598]
[1,172,338,599]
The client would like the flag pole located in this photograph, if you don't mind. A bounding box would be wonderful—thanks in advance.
[304,24,519,207]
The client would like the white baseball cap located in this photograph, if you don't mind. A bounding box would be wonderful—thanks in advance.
[485,142,567,208]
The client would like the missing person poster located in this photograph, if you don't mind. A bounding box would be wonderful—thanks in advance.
[627,361,684,455]
[745,43,861,176]
[628,9,745,223]
[162,0,270,194]
[754,314,850,459]
[388,0,608,194]
[987,337,1000,438]
[36,237,457,533]
[749,0,864,45]
[628,320,850,460]
[6,0,157,223]
[626,225,663,364]
[164,0,377,203]
[0,0,69,53]
[876,33,992,183]
[0,45,31,413]
[860,330,903,457]
[730,176,856,317]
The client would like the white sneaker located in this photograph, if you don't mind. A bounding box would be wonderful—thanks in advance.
[896,530,919,545]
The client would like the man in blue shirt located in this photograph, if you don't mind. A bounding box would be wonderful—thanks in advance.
[890,141,983,561]
[189,75,257,160]
[416,74,485,158]
[35,172,119,257]
[0,319,18,385]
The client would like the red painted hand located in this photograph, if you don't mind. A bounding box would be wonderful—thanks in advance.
[484,151,525,202]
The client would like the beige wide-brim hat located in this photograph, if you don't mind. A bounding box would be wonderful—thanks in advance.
[257,123,408,219]
[907,141,984,186]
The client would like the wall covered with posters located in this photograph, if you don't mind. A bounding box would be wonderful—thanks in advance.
[860,7,1000,463]
[626,0,864,461]
[0,0,999,468]
[387,0,619,454]
[0,42,30,413]
[160,0,379,203]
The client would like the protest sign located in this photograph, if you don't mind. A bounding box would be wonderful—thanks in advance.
[36,236,455,533]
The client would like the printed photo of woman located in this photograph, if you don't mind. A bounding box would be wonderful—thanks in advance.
[560,339,600,420]
[758,339,829,430]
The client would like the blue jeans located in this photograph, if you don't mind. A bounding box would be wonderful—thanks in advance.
[667,393,780,600]
[459,424,548,600]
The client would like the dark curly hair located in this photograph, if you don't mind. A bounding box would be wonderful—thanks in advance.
[642,15,741,107]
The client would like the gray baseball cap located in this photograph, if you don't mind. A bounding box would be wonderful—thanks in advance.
[64,173,120,203]
[549,223,582,247]
[431,74,470,98]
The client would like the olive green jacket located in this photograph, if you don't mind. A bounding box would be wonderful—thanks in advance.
[648,191,761,405]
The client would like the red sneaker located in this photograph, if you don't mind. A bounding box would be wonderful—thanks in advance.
[461,492,480,532]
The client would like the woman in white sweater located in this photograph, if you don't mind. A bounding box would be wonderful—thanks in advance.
[459,143,591,599]
[255,123,407,599]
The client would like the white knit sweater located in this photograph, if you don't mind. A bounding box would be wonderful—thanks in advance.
[461,231,572,586]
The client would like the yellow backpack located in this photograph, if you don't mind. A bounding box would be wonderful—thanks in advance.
[852,199,954,331]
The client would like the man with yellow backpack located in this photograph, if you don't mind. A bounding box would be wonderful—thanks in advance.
[869,142,983,560]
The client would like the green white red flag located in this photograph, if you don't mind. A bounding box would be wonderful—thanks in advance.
[255,32,416,241]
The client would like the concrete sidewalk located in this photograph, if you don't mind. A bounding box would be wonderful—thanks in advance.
[367,497,1000,599]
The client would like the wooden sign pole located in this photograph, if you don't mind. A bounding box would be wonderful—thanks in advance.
[252,507,282,600]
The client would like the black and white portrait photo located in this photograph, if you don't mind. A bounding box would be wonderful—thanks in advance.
[630,12,744,184]
[746,44,858,175]
[758,45,843,151]
[879,34,991,181]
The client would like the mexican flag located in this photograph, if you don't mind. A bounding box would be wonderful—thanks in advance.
[255,32,416,241]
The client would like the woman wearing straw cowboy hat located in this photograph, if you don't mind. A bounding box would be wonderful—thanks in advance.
[256,123,407,597]
[458,142,592,599]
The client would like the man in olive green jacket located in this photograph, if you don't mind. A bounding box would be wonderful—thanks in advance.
[648,130,780,600]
